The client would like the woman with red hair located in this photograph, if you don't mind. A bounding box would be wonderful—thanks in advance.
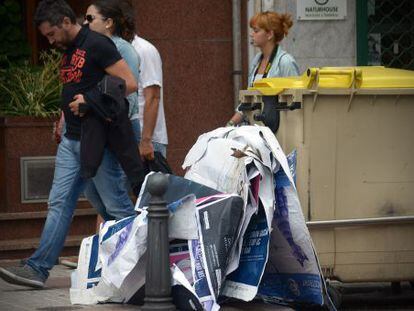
[227,11,299,127]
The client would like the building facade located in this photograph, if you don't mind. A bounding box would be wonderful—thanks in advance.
[259,0,413,73]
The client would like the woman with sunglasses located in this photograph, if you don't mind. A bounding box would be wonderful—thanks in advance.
[82,0,141,221]
[84,0,140,140]
[227,11,299,128]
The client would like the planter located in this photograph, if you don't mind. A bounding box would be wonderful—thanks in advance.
[0,116,57,213]
[0,116,96,259]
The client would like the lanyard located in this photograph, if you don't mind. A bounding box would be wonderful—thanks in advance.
[253,45,279,81]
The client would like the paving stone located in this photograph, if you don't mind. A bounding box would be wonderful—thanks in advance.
[0,262,291,311]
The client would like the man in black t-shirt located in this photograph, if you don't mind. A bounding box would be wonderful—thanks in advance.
[0,0,138,289]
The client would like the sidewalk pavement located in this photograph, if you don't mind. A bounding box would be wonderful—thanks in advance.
[0,260,292,311]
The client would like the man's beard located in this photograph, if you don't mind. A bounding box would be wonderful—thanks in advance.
[54,30,71,51]
[54,44,66,52]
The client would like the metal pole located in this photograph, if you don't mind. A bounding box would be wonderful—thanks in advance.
[232,0,243,109]
[142,173,175,311]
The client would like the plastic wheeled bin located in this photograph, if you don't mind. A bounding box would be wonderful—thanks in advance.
[239,66,414,285]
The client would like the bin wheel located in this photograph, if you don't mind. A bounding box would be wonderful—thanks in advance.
[326,283,342,309]
[391,281,402,294]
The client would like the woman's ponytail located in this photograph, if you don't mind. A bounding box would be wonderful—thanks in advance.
[280,13,293,37]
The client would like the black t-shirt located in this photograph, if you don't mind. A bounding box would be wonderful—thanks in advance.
[60,26,122,140]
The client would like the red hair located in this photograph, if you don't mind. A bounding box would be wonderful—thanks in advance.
[250,11,293,43]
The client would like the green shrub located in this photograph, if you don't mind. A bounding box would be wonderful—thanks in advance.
[0,50,62,117]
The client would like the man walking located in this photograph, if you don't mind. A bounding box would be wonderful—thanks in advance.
[132,35,168,159]
[0,0,139,288]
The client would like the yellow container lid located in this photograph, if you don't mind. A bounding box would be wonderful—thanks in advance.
[250,66,414,96]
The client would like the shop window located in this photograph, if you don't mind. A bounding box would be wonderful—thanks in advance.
[357,0,414,69]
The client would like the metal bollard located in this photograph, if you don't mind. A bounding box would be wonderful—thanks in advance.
[142,173,176,311]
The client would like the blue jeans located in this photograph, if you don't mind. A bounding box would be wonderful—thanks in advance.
[130,118,141,143]
[27,137,86,280]
[83,119,140,221]
[83,148,136,221]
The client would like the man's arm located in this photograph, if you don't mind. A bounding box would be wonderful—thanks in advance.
[139,85,160,160]
[105,59,138,95]
[69,59,138,115]
[53,111,65,143]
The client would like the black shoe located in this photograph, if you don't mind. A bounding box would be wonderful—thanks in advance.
[0,265,45,288]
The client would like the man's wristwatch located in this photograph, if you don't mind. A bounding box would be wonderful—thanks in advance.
[226,120,235,127]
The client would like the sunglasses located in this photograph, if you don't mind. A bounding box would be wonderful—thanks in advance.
[84,14,107,23]
[84,14,96,23]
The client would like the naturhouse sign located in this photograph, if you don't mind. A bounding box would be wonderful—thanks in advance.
[297,0,347,20]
